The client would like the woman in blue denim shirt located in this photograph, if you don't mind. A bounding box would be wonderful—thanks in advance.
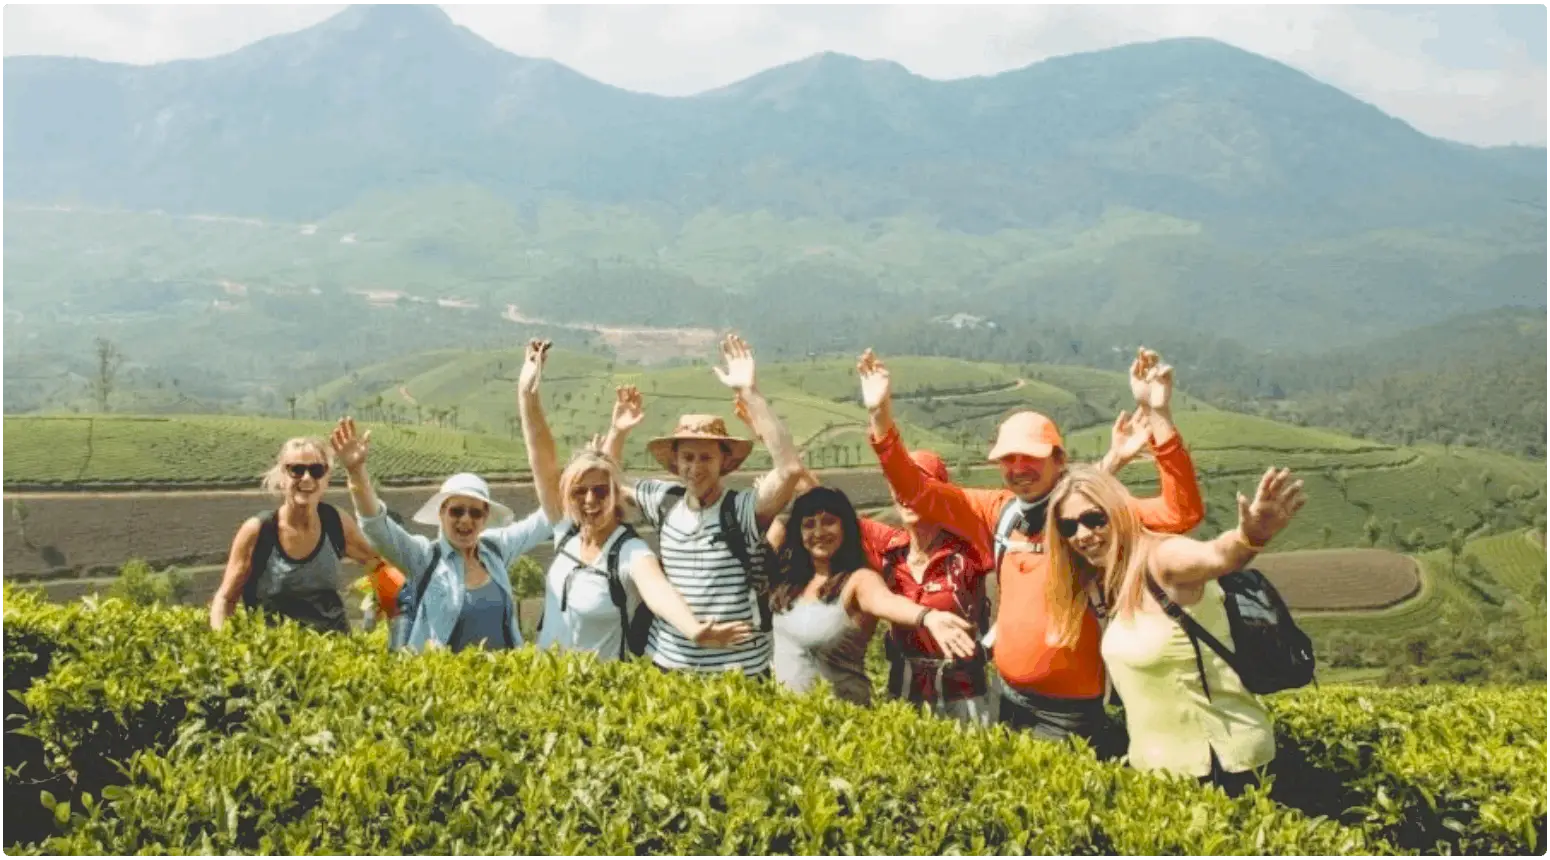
[333,339,564,652]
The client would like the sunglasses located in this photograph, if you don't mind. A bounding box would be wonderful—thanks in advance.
[570,485,610,502]
[1055,510,1110,539]
[285,463,329,480]
[445,505,489,522]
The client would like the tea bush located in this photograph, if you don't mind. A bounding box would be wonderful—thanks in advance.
[2,591,1540,855]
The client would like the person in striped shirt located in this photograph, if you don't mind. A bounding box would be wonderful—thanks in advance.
[604,334,805,677]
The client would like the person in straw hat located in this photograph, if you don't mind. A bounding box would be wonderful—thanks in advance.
[856,346,1206,753]
[335,339,564,653]
[602,334,805,678]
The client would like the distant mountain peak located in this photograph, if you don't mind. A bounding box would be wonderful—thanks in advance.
[326,4,457,32]
[702,50,919,102]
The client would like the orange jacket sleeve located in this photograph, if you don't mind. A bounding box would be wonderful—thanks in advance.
[1128,433,1206,534]
[870,426,1004,549]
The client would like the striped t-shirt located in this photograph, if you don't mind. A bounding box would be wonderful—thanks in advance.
[634,479,773,675]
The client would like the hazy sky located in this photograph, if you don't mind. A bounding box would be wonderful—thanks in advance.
[4,4,1545,147]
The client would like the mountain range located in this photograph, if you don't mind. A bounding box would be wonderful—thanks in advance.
[3,4,1544,405]
[6,4,1544,239]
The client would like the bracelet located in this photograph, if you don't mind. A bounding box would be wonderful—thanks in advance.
[915,607,932,628]
[1232,529,1266,552]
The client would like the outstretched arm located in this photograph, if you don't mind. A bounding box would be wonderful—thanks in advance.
[332,417,434,576]
[859,349,998,544]
[1151,467,1305,588]
[850,569,978,660]
[631,553,755,648]
[518,339,563,525]
[714,335,802,525]
[603,385,644,507]
[1119,348,1205,533]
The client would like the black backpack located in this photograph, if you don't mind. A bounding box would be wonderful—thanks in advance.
[1145,569,1315,697]
[242,502,347,609]
[656,485,774,633]
[541,523,652,659]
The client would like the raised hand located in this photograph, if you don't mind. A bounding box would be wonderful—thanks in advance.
[330,417,371,473]
[732,390,754,429]
[711,334,757,392]
[1237,467,1307,547]
[1105,409,1151,471]
[694,619,757,648]
[923,611,978,661]
[518,338,552,396]
[612,385,645,434]
[856,348,892,411]
[1129,347,1175,412]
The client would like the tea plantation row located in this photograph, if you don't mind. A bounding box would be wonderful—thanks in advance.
[3,590,1543,855]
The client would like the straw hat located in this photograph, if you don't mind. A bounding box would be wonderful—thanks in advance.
[647,414,755,475]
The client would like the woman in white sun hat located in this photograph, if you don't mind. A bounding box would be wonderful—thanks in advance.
[334,339,563,652]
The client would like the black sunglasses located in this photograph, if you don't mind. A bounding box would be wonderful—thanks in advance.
[570,485,610,502]
[446,505,488,521]
[286,463,329,480]
[1055,510,1110,539]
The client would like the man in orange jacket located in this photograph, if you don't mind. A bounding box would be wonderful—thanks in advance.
[857,348,1205,750]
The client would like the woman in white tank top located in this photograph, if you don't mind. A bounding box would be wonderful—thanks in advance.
[767,487,979,706]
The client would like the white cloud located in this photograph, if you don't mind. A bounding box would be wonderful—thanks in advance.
[3,3,1543,145]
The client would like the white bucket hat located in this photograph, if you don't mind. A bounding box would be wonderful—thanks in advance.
[411,473,515,528]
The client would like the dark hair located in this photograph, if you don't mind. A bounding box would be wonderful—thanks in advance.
[770,487,868,613]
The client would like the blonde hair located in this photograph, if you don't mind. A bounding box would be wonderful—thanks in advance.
[259,437,334,497]
[559,448,626,526]
[1044,464,1154,648]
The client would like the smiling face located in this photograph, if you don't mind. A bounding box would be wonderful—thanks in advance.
[673,440,726,497]
[439,496,490,551]
[569,467,618,533]
[1055,492,1112,568]
[799,509,846,566]
[998,451,1064,502]
[280,444,331,507]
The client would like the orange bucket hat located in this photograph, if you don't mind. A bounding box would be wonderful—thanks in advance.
[987,411,1065,461]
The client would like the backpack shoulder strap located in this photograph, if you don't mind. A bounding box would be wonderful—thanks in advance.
[409,544,445,614]
[656,484,689,528]
[604,526,637,659]
[992,497,1021,571]
[717,489,754,570]
[243,511,280,608]
[981,497,1021,643]
[717,489,773,633]
[318,502,347,558]
[1144,575,1244,700]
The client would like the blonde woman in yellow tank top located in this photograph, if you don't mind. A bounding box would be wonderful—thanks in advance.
[1043,464,1306,795]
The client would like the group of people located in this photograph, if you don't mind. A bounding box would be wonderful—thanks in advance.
[211,335,1306,794]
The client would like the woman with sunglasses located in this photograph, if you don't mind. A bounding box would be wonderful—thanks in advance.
[210,436,383,633]
[1045,464,1305,794]
[537,442,756,660]
[335,339,565,653]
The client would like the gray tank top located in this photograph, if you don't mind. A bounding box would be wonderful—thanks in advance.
[256,529,348,634]
[773,599,872,706]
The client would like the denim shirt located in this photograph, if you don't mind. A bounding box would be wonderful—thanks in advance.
[358,503,552,652]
